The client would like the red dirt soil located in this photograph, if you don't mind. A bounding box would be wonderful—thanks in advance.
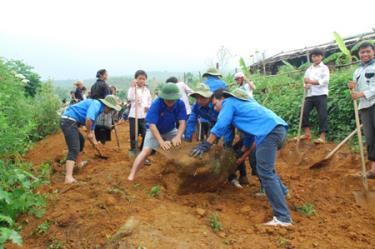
[8,123,375,249]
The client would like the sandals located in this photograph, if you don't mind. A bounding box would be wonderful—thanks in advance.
[366,171,375,179]
[293,135,311,141]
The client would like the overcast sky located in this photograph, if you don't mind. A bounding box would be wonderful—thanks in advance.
[0,0,374,80]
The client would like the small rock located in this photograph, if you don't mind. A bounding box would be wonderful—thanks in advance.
[218,232,226,238]
[105,196,116,206]
[312,242,319,247]
[196,208,206,217]
[240,206,251,214]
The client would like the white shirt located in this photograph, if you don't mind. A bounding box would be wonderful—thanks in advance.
[239,81,254,97]
[127,86,152,119]
[176,82,193,115]
[304,62,330,97]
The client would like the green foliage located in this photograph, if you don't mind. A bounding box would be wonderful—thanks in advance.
[208,213,222,232]
[297,203,316,216]
[253,67,356,142]
[333,32,352,62]
[48,238,65,249]
[31,220,50,236]
[351,39,375,53]
[149,185,161,198]
[0,58,60,158]
[279,237,288,247]
[0,160,47,248]
[5,59,42,97]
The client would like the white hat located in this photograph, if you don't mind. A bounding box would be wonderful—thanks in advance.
[234,72,245,79]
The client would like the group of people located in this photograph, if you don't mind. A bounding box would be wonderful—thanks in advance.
[60,41,375,227]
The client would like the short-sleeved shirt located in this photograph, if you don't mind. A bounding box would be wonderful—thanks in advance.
[210,97,288,146]
[145,98,187,134]
[63,99,104,130]
[204,76,227,92]
[353,59,375,110]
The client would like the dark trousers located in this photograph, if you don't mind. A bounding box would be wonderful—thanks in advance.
[360,105,375,161]
[228,140,248,181]
[200,122,210,141]
[302,95,328,133]
[60,118,85,161]
[129,118,146,150]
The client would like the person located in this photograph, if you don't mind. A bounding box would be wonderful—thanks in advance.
[202,68,227,92]
[91,69,111,99]
[301,48,330,144]
[234,72,256,97]
[199,117,210,141]
[70,90,78,105]
[127,70,152,158]
[184,83,232,146]
[111,85,117,95]
[128,83,187,181]
[73,80,85,102]
[166,76,193,116]
[60,95,121,184]
[191,88,292,226]
[348,42,375,179]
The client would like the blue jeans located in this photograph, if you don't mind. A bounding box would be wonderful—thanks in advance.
[256,125,291,223]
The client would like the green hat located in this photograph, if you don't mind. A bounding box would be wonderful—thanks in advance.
[159,83,181,100]
[202,68,222,78]
[189,83,213,99]
[223,88,251,101]
[99,95,122,111]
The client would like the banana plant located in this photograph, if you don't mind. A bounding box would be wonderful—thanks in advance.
[324,32,358,64]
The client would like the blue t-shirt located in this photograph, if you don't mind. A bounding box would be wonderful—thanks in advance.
[184,102,232,143]
[204,76,227,92]
[210,97,288,146]
[63,99,104,129]
[145,98,187,134]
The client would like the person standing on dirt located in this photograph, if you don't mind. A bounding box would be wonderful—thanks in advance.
[128,83,187,181]
[234,72,256,97]
[73,80,85,102]
[61,95,121,184]
[90,69,111,99]
[166,76,193,117]
[191,88,292,226]
[348,42,375,179]
[300,48,330,144]
[184,83,232,146]
[203,68,227,92]
[127,70,152,159]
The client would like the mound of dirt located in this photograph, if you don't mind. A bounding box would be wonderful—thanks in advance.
[7,123,375,249]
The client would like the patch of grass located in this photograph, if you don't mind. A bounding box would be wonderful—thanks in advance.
[31,220,50,236]
[297,203,316,217]
[279,237,288,247]
[149,185,161,198]
[133,183,142,189]
[136,244,147,249]
[208,213,222,233]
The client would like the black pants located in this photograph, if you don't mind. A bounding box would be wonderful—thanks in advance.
[200,122,210,141]
[228,140,248,181]
[302,95,328,133]
[95,126,111,144]
[360,105,375,161]
[129,118,146,150]
[60,118,85,161]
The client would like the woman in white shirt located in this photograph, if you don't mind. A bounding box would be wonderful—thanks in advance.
[166,76,193,116]
[127,70,152,154]
[234,72,256,97]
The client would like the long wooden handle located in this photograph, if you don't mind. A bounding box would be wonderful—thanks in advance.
[134,86,139,151]
[296,90,307,144]
[353,97,368,191]
[324,126,361,160]
[114,126,120,149]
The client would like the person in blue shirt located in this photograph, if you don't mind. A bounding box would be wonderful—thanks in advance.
[203,68,227,92]
[191,88,292,226]
[61,95,121,184]
[184,83,232,145]
[128,83,187,181]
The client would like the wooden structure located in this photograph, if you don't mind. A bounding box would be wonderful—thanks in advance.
[250,31,375,75]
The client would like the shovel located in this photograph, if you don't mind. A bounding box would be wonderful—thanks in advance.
[113,125,120,151]
[351,94,375,206]
[309,126,360,169]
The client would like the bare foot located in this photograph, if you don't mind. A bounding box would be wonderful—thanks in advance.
[128,175,135,181]
[65,176,77,184]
